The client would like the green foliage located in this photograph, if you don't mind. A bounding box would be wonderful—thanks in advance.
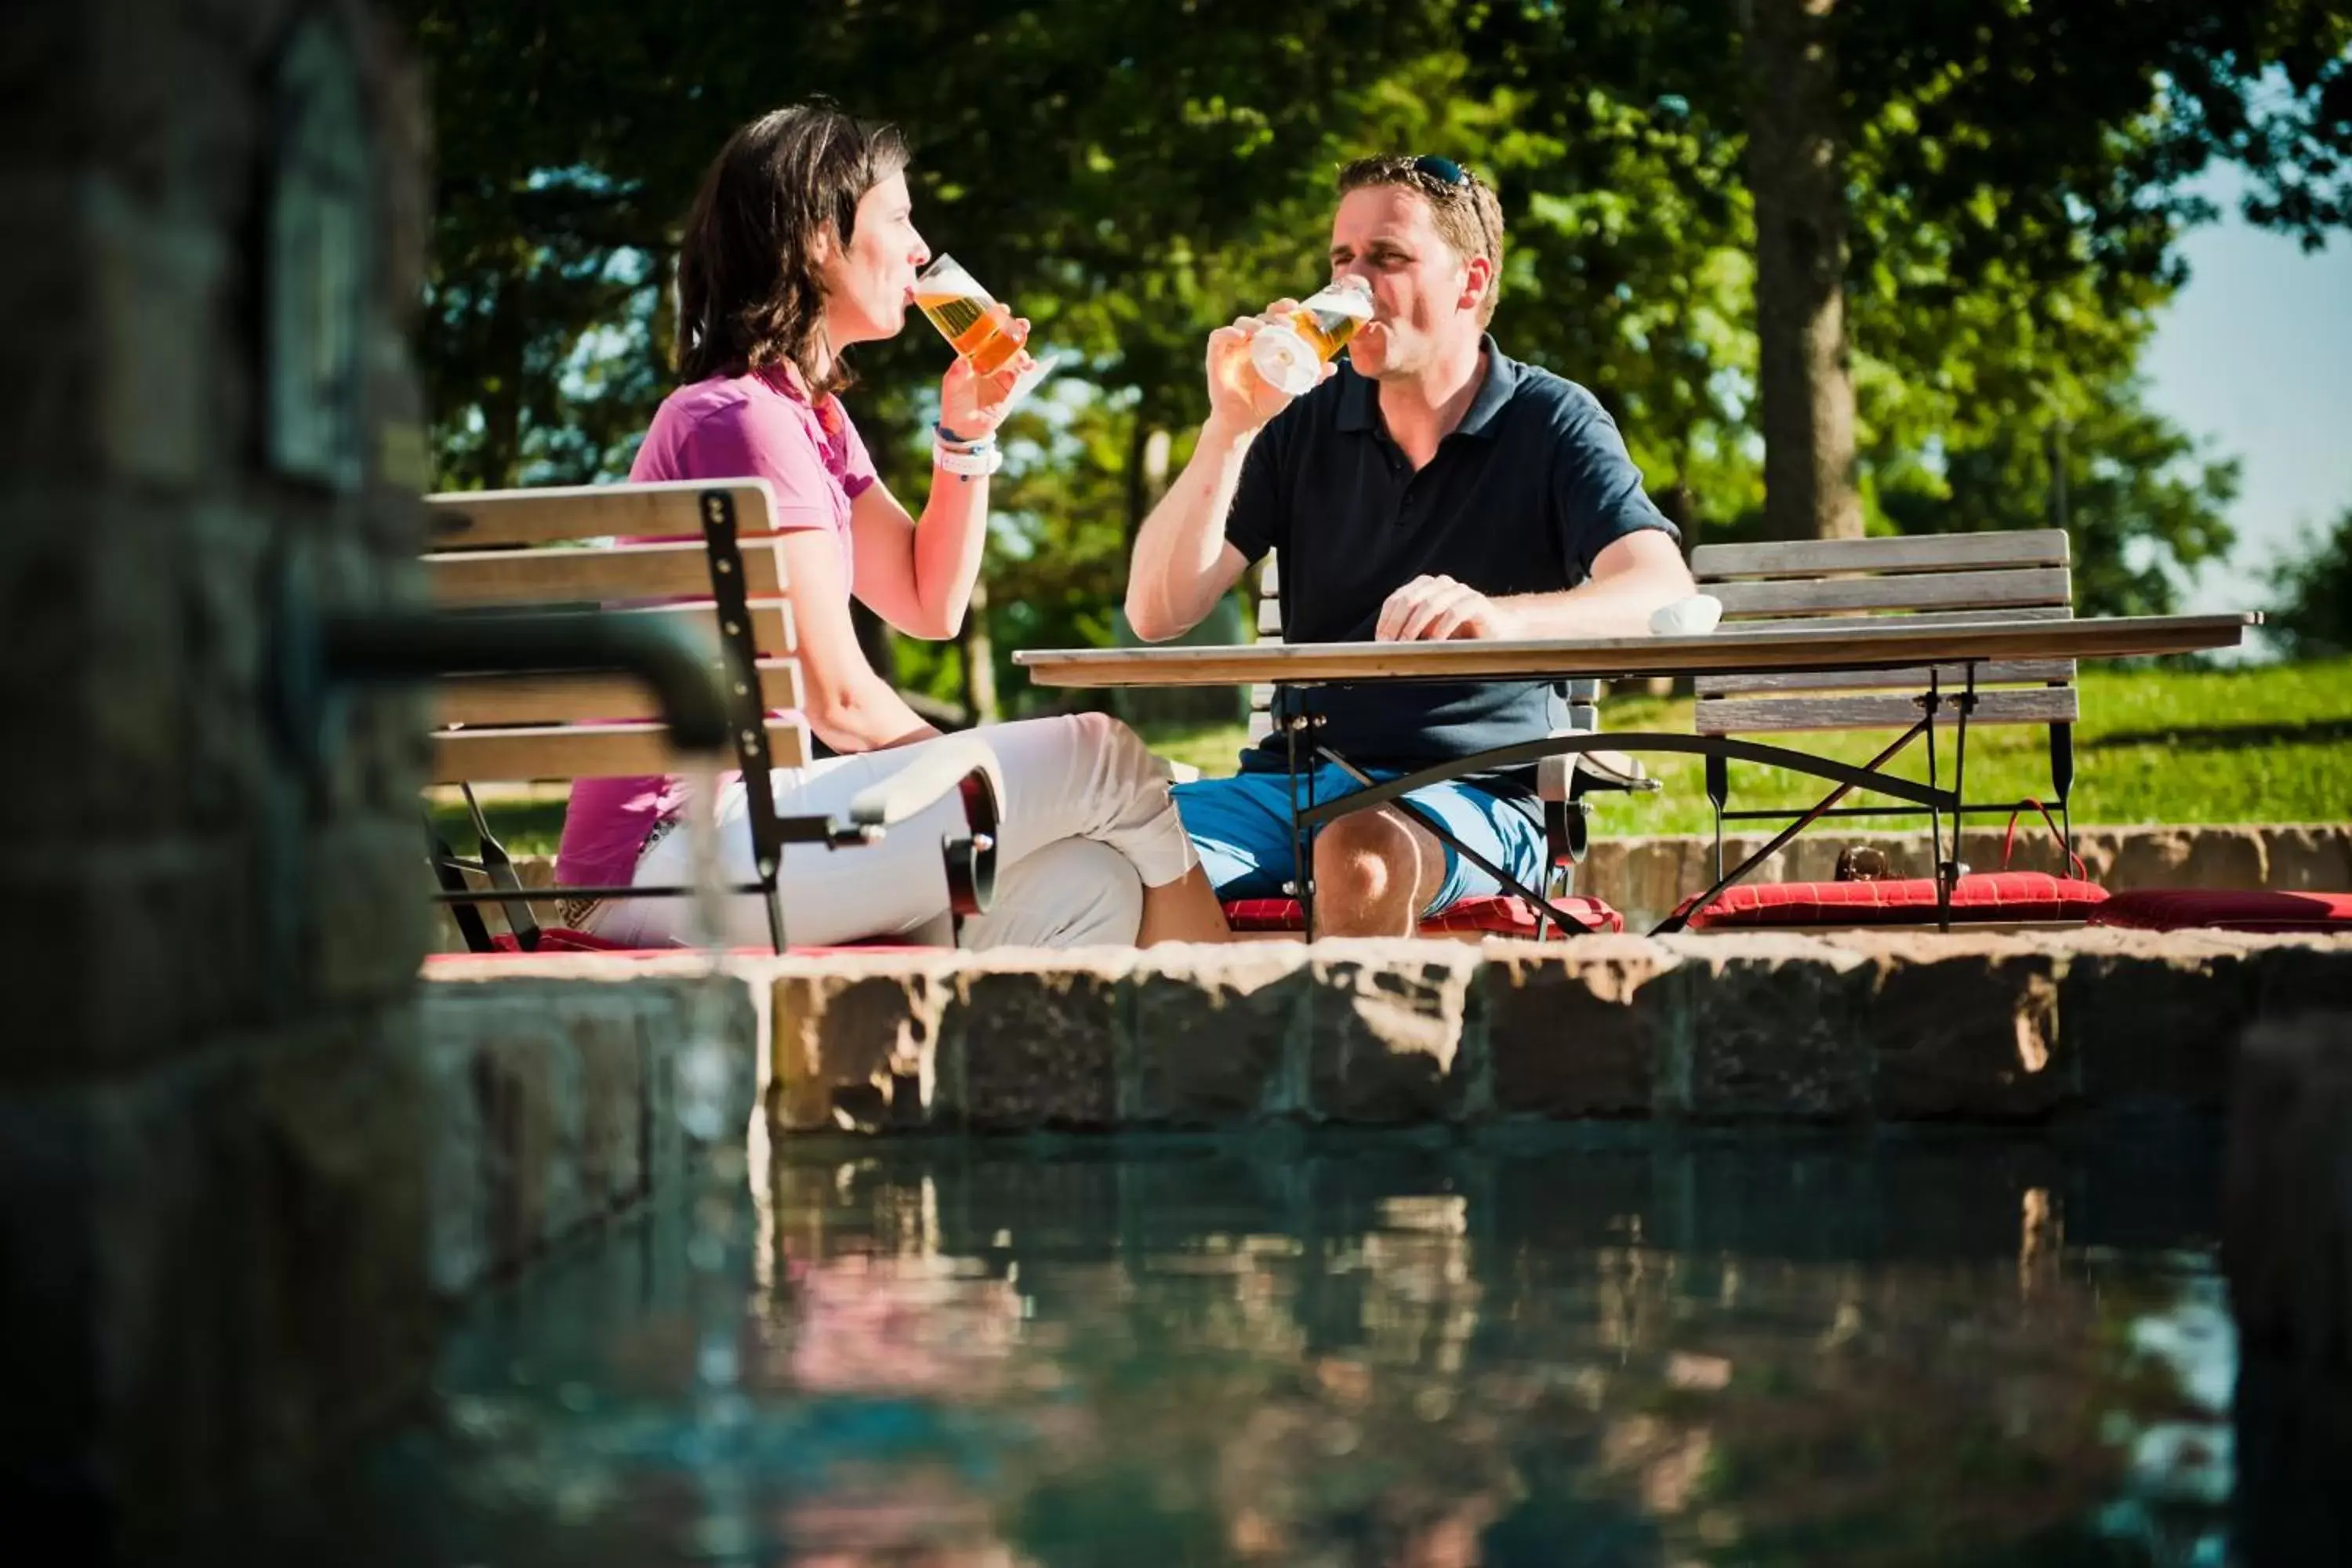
[393,0,2348,695]
[2264,506,2352,656]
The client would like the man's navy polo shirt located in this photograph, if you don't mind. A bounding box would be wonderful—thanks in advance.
[1224,336,1679,802]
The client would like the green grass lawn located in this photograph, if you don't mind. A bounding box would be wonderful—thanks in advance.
[441,657,2350,856]
[1139,655,2352,838]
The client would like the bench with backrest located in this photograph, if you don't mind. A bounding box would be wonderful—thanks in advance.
[1676,528,2108,930]
[420,479,998,953]
[1221,550,1658,938]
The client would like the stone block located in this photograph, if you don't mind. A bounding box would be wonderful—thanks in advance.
[2,838,270,1083]
[1129,944,1308,1123]
[2105,825,2267,895]
[1833,934,2071,1118]
[1582,825,2342,923]
[418,1029,492,1300]
[0,178,104,483]
[310,817,430,1006]
[561,999,647,1214]
[241,1011,438,1458]
[416,971,750,1269]
[2059,931,2254,1110]
[2266,826,2352,893]
[768,955,956,1132]
[1480,937,1678,1117]
[1655,935,1875,1120]
[0,1008,438,1544]
[179,503,270,825]
[88,181,222,488]
[942,953,1134,1130]
[1301,941,1481,1123]
[473,1000,582,1261]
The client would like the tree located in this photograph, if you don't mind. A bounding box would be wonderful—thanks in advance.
[2263,506,2352,656]
[390,0,2337,691]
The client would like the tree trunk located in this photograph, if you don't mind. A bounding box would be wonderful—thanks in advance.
[960,573,1000,724]
[1744,0,1862,540]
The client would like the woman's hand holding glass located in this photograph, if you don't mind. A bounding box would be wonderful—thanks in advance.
[936,307,1035,440]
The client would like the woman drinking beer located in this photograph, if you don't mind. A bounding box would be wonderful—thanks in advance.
[557,103,1229,949]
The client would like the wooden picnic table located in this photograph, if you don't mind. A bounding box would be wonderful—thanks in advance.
[1012,613,2259,689]
[1015,612,2262,937]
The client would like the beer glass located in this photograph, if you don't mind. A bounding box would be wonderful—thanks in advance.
[913,254,1060,412]
[915,254,1024,373]
[1250,275,1374,395]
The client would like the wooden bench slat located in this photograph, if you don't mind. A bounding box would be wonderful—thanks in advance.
[1693,530,2070,580]
[435,658,803,728]
[1695,687,2079,735]
[425,481,781,548]
[1710,605,2071,636]
[425,542,788,608]
[1711,566,2071,619]
[430,716,811,783]
[1259,553,1280,594]
[1256,598,1283,636]
[1694,659,2077,697]
[604,601,797,657]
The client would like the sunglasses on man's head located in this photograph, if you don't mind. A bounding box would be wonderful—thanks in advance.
[1413,154,1473,188]
[1410,155,1494,255]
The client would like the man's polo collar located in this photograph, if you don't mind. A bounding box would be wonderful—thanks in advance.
[1455,336,1521,439]
[1333,335,1523,439]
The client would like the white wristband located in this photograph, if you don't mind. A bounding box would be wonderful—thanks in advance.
[934,439,1002,477]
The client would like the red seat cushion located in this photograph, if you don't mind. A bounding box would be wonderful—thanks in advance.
[1686,873,2110,931]
[492,927,633,953]
[1220,895,1624,936]
[2089,888,2352,934]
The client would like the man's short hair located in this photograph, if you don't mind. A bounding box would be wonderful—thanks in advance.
[1336,154,1506,325]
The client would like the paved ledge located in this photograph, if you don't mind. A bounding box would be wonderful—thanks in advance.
[768,931,2352,1132]
[419,933,2347,1134]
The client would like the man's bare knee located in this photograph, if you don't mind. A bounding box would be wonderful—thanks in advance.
[1312,811,1421,906]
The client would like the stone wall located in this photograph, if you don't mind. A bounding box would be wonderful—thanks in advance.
[760,931,2352,1132]
[1581,822,2352,929]
[0,0,436,1549]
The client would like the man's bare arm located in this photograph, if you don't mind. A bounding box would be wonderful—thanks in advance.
[1126,300,1328,641]
[1125,415,1256,641]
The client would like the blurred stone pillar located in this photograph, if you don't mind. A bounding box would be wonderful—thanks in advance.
[2229,1011,2352,1565]
[0,0,437,1552]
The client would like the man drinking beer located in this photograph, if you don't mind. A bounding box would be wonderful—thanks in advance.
[1125,155,1697,936]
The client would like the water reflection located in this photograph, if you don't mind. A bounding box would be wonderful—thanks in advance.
[252,1128,2233,1566]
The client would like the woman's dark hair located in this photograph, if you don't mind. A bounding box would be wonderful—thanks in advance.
[675,102,910,395]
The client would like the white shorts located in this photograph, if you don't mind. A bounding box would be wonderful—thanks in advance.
[585,712,1196,950]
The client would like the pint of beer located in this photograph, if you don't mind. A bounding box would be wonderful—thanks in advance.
[1250,276,1374,396]
[914,254,1025,376]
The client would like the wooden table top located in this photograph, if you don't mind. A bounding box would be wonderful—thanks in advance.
[1013,613,2261,688]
